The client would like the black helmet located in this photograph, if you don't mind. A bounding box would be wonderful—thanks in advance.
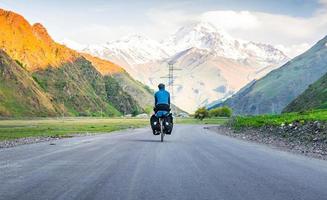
[158,83,165,90]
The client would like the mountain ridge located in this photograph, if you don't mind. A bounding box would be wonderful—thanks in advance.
[283,71,327,112]
[0,8,78,71]
[0,8,154,117]
[219,35,327,115]
[82,21,289,112]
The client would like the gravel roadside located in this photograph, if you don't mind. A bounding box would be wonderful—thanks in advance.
[0,136,62,149]
[0,130,135,149]
[208,124,327,160]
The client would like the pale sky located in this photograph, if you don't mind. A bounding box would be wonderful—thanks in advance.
[1,0,327,57]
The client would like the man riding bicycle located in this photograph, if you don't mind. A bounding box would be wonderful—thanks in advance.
[150,83,173,135]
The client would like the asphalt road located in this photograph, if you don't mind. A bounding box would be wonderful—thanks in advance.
[1,125,327,200]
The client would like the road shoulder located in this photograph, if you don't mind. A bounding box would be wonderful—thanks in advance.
[208,125,327,160]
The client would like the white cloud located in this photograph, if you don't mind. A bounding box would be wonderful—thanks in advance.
[59,38,86,51]
[66,24,138,45]
[320,0,327,6]
[201,11,259,30]
[144,9,198,40]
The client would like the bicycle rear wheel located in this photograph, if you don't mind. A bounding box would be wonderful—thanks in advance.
[160,119,164,142]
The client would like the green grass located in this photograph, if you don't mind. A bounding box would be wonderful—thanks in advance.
[230,109,327,129]
[0,117,229,141]
[0,118,148,141]
[176,117,228,125]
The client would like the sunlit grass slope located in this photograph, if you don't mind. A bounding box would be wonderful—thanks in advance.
[0,118,148,141]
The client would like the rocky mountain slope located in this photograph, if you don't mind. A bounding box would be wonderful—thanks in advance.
[0,50,59,117]
[82,53,153,110]
[0,8,153,117]
[0,9,77,71]
[82,21,288,112]
[283,71,327,112]
[220,35,327,115]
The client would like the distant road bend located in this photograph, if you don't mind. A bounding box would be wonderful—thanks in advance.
[1,125,327,200]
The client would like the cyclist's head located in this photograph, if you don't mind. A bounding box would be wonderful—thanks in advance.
[158,83,165,90]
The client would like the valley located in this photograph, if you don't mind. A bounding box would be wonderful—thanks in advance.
[80,22,288,113]
[1,3,327,200]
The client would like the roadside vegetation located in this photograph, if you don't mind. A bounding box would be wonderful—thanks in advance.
[215,109,327,160]
[0,118,148,141]
[0,116,230,141]
[194,106,232,120]
[176,117,228,125]
[229,109,327,129]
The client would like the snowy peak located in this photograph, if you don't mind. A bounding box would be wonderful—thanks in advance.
[174,21,228,37]
[83,34,169,65]
[108,34,155,45]
[164,21,234,54]
[82,21,289,112]
[164,21,288,64]
[243,42,288,64]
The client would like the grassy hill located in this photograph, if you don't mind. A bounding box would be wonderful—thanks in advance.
[283,72,327,112]
[82,54,153,112]
[220,35,327,115]
[0,50,60,117]
[31,57,122,117]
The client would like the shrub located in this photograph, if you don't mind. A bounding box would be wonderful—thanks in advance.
[144,105,153,115]
[15,59,26,70]
[194,107,209,120]
[32,75,48,90]
[131,108,140,117]
[209,106,233,117]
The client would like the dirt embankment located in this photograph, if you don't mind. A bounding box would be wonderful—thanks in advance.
[209,121,327,160]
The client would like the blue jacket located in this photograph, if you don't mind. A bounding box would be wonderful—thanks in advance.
[154,88,170,106]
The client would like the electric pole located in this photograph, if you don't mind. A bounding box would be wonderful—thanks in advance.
[160,61,182,114]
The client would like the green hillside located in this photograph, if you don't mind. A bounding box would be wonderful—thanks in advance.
[0,49,154,117]
[103,75,143,115]
[112,73,153,109]
[0,50,59,117]
[0,8,156,118]
[221,35,327,115]
[283,72,327,112]
[31,57,121,117]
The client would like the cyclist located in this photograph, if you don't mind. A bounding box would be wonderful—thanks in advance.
[154,83,170,115]
[150,83,172,135]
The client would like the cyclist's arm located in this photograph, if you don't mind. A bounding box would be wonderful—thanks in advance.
[154,93,158,106]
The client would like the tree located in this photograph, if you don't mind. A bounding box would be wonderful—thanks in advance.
[209,106,233,117]
[131,108,140,117]
[194,107,209,120]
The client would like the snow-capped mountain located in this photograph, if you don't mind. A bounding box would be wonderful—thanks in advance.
[164,21,287,70]
[84,34,169,66]
[82,21,289,113]
[163,22,238,57]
